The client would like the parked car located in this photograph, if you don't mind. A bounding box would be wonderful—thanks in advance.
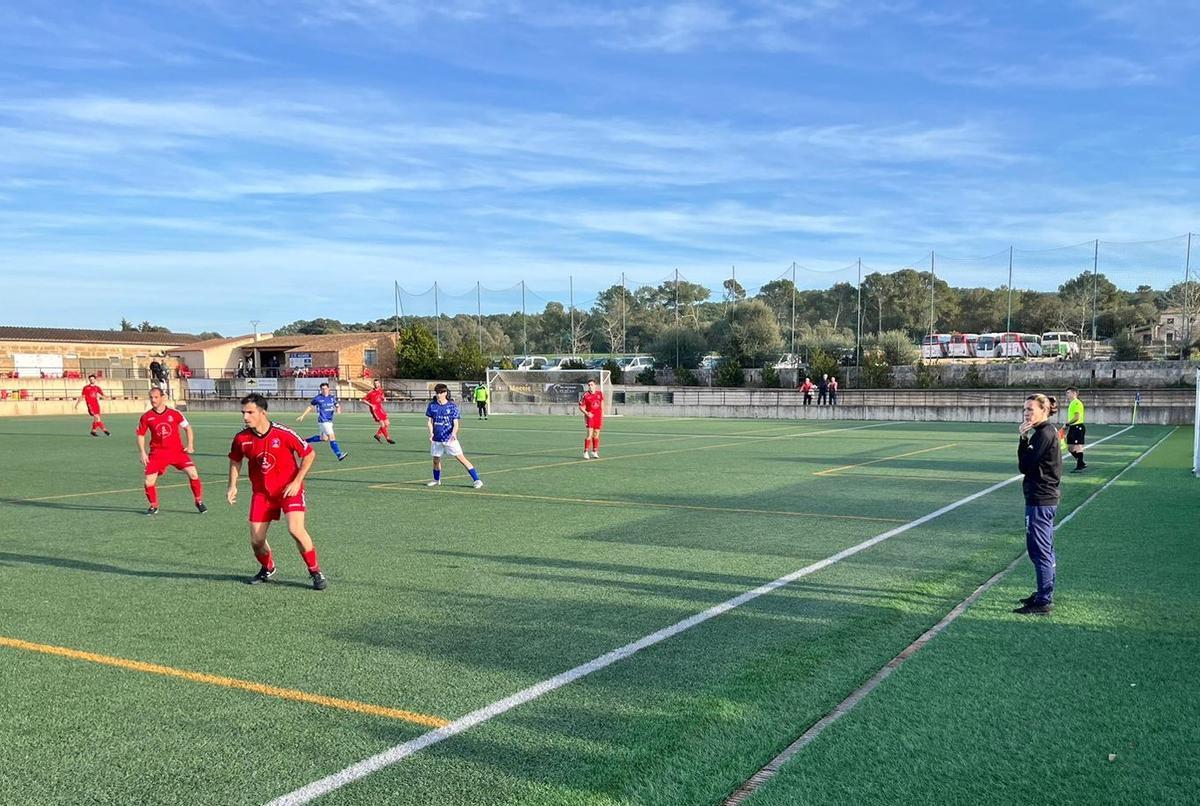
[513,355,549,370]
[699,353,722,370]
[618,355,655,373]
[545,356,586,371]
[771,353,804,370]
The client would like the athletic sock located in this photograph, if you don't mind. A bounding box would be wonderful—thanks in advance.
[433,468,441,482]
[468,467,480,482]
[330,440,341,456]
[145,485,158,506]
[300,548,320,574]
[584,437,592,452]
[189,478,204,503]
[592,435,600,453]
[95,420,106,431]
[254,546,274,571]
[305,435,322,443]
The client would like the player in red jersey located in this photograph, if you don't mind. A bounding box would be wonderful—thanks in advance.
[136,387,205,515]
[579,378,604,459]
[363,379,394,444]
[74,375,110,436]
[226,392,327,590]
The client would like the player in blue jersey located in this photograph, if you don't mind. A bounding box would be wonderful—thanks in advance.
[296,382,348,461]
[425,383,482,488]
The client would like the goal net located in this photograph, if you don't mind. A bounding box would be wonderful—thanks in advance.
[485,369,612,415]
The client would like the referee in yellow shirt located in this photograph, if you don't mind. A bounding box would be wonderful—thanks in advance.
[1065,387,1087,473]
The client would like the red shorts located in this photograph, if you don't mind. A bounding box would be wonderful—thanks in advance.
[370,407,387,422]
[87,405,101,417]
[145,450,195,476]
[248,490,307,523]
[585,416,603,430]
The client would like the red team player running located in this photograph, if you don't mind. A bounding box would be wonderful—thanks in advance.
[364,379,395,444]
[579,378,604,459]
[226,393,327,591]
[136,387,206,515]
[75,374,110,436]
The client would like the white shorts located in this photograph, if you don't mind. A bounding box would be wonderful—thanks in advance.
[318,421,335,437]
[431,439,463,457]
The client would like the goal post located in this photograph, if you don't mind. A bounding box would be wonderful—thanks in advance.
[485,369,612,415]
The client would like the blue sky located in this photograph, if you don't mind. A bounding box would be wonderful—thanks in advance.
[3,0,1198,334]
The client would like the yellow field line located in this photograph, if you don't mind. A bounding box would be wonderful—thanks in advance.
[813,442,959,476]
[368,485,908,523]
[0,635,448,728]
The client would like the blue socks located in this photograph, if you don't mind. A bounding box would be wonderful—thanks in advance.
[468,468,480,482]
[305,435,322,443]
[433,468,441,482]
[330,440,342,456]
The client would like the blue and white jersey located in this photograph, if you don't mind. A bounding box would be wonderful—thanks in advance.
[426,400,460,442]
[310,393,338,423]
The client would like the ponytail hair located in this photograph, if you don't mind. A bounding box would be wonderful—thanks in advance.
[1026,393,1059,416]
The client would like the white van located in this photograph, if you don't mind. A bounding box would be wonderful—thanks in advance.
[619,355,655,373]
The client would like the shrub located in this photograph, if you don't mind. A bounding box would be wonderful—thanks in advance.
[1111,332,1147,361]
[914,359,942,388]
[861,351,893,388]
[602,359,623,385]
[635,367,657,385]
[650,327,709,369]
[962,364,984,388]
[874,330,918,365]
[561,358,588,369]
[759,364,781,388]
[714,358,745,387]
[674,366,699,386]
[808,346,839,380]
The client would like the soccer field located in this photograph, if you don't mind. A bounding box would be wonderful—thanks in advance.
[0,412,1192,805]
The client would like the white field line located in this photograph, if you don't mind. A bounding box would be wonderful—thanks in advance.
[265,422,1139,806]
[722,425,1173,805]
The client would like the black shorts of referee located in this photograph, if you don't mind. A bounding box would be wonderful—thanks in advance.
[1066,424,1085,446]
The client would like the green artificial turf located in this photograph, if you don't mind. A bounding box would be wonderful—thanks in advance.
[0,411,1181,805]
[744,427,1199,806]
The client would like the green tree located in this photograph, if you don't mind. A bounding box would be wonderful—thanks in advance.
[808,346,839,380]
[395,323,443,378]
[722,277,746,302]
[870,330,918,365]
[137,320,171,333]
[714,358,745,387]
[861,351,893,387]
[195,331,223,340]
[119,318,136,331]
[710,299,782,365]
[443,339,487,381]
[650,326,708,369]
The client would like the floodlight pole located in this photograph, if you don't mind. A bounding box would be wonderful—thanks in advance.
[856,258,863,369]
[674,268,680,368]
[620,272,627,354]
[476,282,483,353]
[521,280,528,357]
[394,281,402,338]
[1184,232,1193,349]
[790,262,797,358]
[928,251,936,337]
[569,275,575,354]
[1091,239,1100,357]
[1006,246,1014,333]
[434,281,441,357]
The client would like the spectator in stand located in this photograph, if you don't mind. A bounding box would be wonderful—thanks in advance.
[828,376,839,406]
[817,374,829,405]
[799,376,814,406]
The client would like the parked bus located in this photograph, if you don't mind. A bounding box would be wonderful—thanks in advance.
[1041,331,1080,360]
[974,333,998,359]
[947,333,979,358]
[921,333,951,359]
[996,332,1043,358]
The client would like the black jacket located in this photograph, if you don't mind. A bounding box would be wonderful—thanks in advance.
[1018,420,1062,506]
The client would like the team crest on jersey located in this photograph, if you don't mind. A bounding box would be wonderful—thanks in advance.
[156,423,173,437]
[259,453,277,472]
[271,438,281,448]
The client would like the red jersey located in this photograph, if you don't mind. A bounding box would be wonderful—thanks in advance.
[228,424,313,497]
[364,388,385,409]
[136,407,189,453]
[82,384,104,406]
[581,391,604,418]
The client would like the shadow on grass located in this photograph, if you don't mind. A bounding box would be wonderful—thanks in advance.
[0,497,147,514]
[0,550,311,589]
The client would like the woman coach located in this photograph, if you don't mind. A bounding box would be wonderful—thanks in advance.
[1015,393,1062,616]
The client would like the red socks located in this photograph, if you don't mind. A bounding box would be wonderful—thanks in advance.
[94,420,106,431]
[380,423,390,439]
[144,485,159,506]
[301,548,320,574]
[584,437,592,451]
[189,478,204,503]
[254,546,274,571]
[592,435,600,453]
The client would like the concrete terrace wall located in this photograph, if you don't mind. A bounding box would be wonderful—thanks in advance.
[888,359,1200,388]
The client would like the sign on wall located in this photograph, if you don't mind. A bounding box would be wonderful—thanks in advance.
[289,353,312,369]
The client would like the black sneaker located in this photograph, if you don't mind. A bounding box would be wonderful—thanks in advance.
[103,430,111,436]
[195,501,208,514]
[386,438,395,444]
[310,570,328,591]
[374,434,382,443]
[1013,602,1053,616]
[248,566,276,585]
[337,452,349,462]
[145,506,159,516]
[1018,594,1039,606]
[90,431,98,437]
